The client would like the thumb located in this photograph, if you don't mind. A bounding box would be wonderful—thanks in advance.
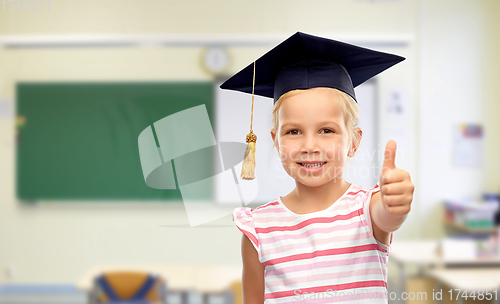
[382,140,397,171]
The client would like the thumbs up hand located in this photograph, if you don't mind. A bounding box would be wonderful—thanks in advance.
[379,140,414,216]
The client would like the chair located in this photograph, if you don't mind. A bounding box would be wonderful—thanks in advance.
[228,280,242,304]
[89,271,167,304]
[202,288,234,304]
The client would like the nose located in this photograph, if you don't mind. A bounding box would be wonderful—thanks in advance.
[300,133,320,155]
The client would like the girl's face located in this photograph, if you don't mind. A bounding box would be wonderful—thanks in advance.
[271,87,351,188]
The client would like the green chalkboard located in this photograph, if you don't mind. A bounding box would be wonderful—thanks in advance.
[16,82,215,201]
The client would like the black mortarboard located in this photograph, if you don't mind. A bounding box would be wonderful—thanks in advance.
[220,31,405,103]
[220,32,405,180]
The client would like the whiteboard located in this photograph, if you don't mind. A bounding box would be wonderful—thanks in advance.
[344,79,379,188]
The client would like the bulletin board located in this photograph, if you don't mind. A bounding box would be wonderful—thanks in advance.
[16,82,214,202]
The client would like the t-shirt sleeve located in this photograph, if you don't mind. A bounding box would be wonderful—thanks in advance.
[232,207,260,255]
[363,183,393,253]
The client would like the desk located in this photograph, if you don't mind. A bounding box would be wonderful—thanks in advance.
[391,240,500,267]
[390,240,442,301]
[429,268,500,304]
[76,264,242,303]
[390,240,500,304]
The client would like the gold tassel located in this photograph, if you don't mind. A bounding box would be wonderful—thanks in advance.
[240,61,257,180]
[241,131,257,180]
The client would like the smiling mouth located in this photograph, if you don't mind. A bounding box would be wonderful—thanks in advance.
[297,162,327,168]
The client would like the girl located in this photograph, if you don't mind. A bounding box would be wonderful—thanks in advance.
[221,32,414,304]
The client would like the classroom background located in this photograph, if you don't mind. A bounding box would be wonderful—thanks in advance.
[0,0,499,303]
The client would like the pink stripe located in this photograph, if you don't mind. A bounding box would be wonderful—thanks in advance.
[259,221,365,245]
[339,193,366,201]
[265,255,387,278]
[253,195,361,224]
[335,195,364,203]
[255,192,363,218]
[346,189,368,196]
[262,243,384,267]
[266,267,386,287]
[235,226,259,249]
[255,201,350,218]
[255,201,279,210]
[256,209,360,234]
[265,280,387,299]
[262,230,372,255]
[254,207,287,215]
[259,221,367,249]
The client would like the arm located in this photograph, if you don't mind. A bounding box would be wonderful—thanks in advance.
[370,191,409,246]
[241,234,265,304]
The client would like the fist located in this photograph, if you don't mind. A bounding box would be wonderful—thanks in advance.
[379,140,414,216]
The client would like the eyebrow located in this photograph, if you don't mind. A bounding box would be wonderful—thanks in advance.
[281,121,341,129]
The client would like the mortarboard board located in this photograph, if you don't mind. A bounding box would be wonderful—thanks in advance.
[220,31,405,180]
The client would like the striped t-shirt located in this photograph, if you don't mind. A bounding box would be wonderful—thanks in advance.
[232,183,393,304]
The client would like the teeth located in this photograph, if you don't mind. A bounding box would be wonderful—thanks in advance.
[301,162,325,168]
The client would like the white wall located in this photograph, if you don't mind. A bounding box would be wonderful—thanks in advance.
[419,0,500,238]
[0,0,497,284]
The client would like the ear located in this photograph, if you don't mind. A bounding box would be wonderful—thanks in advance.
[348,127,363,157]
[270,128,279,153]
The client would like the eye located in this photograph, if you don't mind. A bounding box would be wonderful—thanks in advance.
[321,129,335,134]
[286,129,301,135]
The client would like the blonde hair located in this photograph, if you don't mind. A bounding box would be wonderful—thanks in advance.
[271,88,361,156]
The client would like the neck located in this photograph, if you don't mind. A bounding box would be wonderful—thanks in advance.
[289,178,351,214]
